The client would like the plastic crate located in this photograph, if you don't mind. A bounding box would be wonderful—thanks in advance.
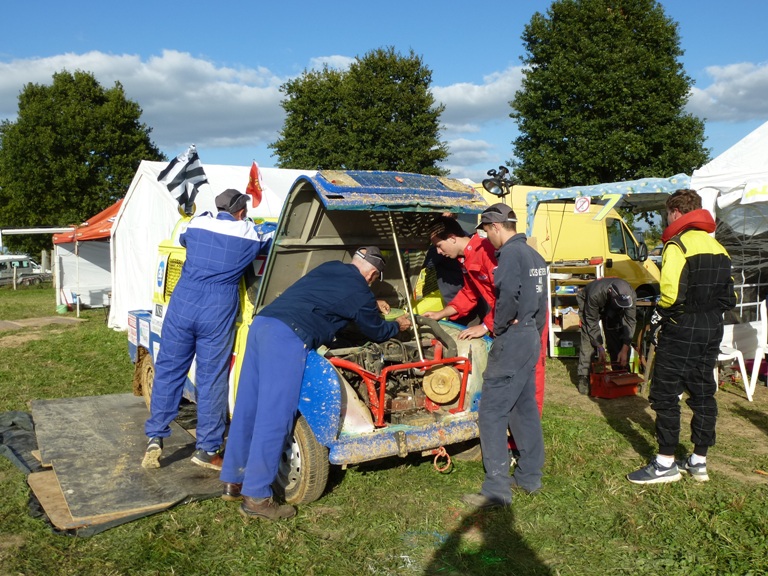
[589,363,643,399]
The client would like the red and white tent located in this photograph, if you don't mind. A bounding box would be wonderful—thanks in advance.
[53,200,122,309]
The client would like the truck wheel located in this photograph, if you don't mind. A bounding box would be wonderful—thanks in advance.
[275,415,329,505]
[137,353,155,411]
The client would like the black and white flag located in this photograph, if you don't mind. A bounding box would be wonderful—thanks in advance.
[157,144,208,215]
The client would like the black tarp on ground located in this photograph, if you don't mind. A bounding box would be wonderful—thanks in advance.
[1,394,222,536]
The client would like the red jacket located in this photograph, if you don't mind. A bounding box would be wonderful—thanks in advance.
[448,234,497,331]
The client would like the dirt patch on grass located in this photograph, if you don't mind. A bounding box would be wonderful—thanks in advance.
[545,358,768,484]
[0,328,70,348]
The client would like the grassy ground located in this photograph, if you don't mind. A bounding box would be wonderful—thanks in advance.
[1,286,767,575]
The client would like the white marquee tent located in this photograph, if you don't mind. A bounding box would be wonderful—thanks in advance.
[691,120,768,356]
[107,161,314,331]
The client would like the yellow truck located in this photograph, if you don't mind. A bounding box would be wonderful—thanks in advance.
[475,182,662,299]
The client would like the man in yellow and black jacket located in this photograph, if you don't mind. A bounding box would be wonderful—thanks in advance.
[628,189,735,485]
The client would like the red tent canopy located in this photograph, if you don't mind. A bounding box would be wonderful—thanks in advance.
[53,199,123,244]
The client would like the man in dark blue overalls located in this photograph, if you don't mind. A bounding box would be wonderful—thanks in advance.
[462,203,548,508]
[142,189,274,471]
[220,247,412,520]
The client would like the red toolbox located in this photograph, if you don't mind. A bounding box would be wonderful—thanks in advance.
[589,362,644,399]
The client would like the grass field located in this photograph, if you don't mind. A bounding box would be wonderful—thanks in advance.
[1,285,767,575]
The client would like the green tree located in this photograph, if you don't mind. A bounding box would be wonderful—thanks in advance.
[0,70,164,254]
[271,47,449,175]
[510,0,708,188]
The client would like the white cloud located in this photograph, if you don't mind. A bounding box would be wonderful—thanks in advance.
[688,61,768,122]
[433,66,524,132]
[0,50,519,176]
[0,50,287,154]
[308,55,355,71]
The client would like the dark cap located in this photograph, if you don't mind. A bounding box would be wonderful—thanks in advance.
[355,246,386,275]
[476,202,517,229]
[608,283,633,309]
[215,188,249,214]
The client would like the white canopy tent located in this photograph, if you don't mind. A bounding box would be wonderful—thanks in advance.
[107,161,314,331]
[691,120,768,357]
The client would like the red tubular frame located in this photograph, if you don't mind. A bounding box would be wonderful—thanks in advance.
[328,339,472,427]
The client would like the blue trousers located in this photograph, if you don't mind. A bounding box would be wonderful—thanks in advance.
[144,283,238,452]
[479,325,544,501]
[220,316,307,498]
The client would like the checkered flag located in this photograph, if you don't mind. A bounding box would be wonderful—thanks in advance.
[157,144,208,215]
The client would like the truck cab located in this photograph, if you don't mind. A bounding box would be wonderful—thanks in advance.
[129,170,492,504]
[530,200,659,299]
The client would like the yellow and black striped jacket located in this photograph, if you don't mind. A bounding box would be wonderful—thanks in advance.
[658,229,736,320]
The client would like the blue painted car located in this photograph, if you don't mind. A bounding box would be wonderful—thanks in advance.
[129,170,491,504]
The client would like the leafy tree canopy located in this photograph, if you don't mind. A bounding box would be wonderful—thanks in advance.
[510,0,709,188]
[270,47,449,175]
[0,70,164,254]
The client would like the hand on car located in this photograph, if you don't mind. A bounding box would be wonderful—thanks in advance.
[395,315,412,331]
[458,324,489,340]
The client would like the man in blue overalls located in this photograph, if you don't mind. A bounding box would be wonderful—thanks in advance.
[462,203,548,508]
[142,189,275,471]
[220,247,412,520]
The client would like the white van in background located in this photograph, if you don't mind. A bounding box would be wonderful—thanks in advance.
[0,255,45,286]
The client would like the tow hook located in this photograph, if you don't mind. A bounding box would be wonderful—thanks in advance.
[431,446,452,473]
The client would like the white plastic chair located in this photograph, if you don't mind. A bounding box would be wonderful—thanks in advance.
[716,344,751,401]
[748,300,768,400]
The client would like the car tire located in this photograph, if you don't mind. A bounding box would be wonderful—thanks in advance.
[275,415,329,505]
[137,353,155,411]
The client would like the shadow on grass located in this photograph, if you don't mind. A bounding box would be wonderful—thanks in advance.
[423,507,552,575]
[590,394,657,459]
[732,404,768,439]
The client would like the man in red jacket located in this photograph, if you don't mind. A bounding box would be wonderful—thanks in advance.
[421,216,497,340]
[422,213,547,456]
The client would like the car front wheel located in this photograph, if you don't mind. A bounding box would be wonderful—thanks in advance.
[274,415,329,505]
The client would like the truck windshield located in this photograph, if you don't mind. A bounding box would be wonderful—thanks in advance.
[606,218,638,259]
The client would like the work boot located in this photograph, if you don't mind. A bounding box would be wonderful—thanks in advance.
[577,376,589,395]
[240,496,296,520]
[141,437,163,469]
[221,482,243,501]
[460,493,510,509]
[191,448,224,471]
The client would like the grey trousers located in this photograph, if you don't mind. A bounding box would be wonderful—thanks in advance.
[479,327,545,501]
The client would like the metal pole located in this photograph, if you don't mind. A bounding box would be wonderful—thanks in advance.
[387,213,423,362]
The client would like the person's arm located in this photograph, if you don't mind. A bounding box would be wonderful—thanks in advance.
[422,305,458,321]
[354,292,405,342]
[492,250,522,336]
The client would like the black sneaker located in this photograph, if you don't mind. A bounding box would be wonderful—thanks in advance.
[627,458,681,484]
[191,448,224,471]
[680,456,709,482]
[141,437,163,469]
[577,376,589,395]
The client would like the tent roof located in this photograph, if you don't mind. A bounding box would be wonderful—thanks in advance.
[691,120,768,214]
[523,174,690,232]
[53,199,123,244]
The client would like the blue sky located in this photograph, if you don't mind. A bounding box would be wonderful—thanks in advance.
[1,0,767,182]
